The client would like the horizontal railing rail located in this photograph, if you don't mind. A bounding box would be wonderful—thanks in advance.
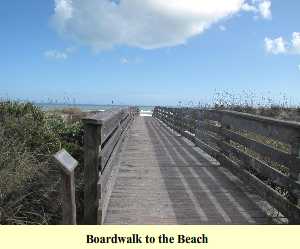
[82,107,139,224]
[153,106,300,223]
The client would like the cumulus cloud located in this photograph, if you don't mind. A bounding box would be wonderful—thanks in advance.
[298,64,300,71]
[241,3,257,12]
[292,32,300,54]
[52,0,271,51]
[265,32,300,55]
[257,0,272,19]
[264,37,286,54]
[242,0,272,19]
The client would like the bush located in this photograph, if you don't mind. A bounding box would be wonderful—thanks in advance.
[0,101,84,224]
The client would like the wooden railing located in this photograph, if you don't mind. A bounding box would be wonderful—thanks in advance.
[82,107,139,224]
[153,106,300,223]
[53,149,78,224]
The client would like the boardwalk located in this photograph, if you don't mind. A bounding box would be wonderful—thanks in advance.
[104,116,275,224]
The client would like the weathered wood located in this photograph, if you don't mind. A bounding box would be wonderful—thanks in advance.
[219,140,291,187]
[120,112,130,124]
[100,124,130,223]
[61,172,76,224]
[120,114,131,131]
[83,123,101,224]
[155,107,221,159]
[197,120,220,134]
[153,106,300,224]
[97,178,102,224]
[195,128,220,144]
[101,124,122,170]
[101,110,136,223]
[105,116,278,224]
[289,141,300,211]
[220,110,300,144]
[53,149,78,225]
[196,109,221,122]
[218,153,300,223]
[221,128,294,168]
[54,149,78,175]
[80,106,300,224]
[216,116,300,223]
[83,109,125,144]
[193,135,220,159]
[83,107,138,224]
[100,110,124,143]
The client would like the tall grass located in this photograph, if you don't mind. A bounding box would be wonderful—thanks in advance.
[210,90,300,122]
[0,101,84,224]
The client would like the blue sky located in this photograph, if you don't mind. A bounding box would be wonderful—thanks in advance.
[0,0,299,106]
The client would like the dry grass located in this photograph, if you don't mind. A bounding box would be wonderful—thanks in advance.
[210,90,300,122]
[47,108,88,123]
[0,101,84,224]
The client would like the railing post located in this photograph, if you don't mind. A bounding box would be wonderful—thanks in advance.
[174,108,182,134]
[180,109,184,135]
[160,107,163,121]
[169,108,174,129]
[216,111,231,162]
[53,149,78,225]
[289,141,300,207]
[82,121,102,224]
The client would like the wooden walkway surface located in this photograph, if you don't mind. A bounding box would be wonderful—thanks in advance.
[104,116,276,224]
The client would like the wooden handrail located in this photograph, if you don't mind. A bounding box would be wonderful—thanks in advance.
[82,107,139,224]
[153,106,300,223]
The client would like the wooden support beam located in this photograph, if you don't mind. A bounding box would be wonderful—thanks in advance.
[82,122,102,224]
[53,149,78,225]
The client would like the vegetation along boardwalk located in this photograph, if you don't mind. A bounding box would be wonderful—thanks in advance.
[66,106,300,225]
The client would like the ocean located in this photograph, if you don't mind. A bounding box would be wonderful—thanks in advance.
[37,103,154,116]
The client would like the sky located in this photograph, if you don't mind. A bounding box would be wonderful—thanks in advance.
[0,0,299,106]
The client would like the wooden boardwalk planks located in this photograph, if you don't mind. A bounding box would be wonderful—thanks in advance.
[104,116,280,224]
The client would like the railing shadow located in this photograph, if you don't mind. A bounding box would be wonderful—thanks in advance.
[145,117,274,224]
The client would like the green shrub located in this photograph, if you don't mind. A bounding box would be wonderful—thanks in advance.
[0,101,84,224]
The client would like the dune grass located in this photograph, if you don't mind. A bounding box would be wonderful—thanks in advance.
[0,101,84,224]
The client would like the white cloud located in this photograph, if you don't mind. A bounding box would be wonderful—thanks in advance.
[265,32,300,55]
[52,0,270,51]
[44,50,68,60]
[258,1,271,19]
[53,0,73,30]
[265,33,300,70]
[292,32,300,54]
[241,3,257,12]
[242,0,272,20]
[44,47,76,60]
[264,37,286,54]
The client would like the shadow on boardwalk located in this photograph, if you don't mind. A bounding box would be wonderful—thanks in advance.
[104,116,275,224]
